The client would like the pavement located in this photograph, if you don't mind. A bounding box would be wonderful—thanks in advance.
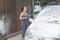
[7,34,22,40]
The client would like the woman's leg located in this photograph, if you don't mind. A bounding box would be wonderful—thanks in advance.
[25,23,28,31]
[22,22,26,39]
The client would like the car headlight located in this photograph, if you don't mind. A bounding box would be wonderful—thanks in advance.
[25,28,33,39]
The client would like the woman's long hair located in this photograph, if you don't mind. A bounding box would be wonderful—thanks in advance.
[21,6,24,12]
[21,6,26,12]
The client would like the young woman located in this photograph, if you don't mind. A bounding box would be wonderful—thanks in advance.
[19,6,28,39]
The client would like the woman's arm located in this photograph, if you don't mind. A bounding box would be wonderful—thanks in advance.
[19,13,23,20]
[19,13,26,20]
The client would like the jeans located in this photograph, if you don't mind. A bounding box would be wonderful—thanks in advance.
[21,20,28,39]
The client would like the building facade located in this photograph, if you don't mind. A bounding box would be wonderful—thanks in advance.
[0,0,33,35]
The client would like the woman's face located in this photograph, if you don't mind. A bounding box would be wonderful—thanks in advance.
[23,6,27,12]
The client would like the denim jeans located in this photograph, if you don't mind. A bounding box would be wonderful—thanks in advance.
[21,19,28,39]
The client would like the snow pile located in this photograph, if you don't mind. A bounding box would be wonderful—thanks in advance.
[27,5,60,38]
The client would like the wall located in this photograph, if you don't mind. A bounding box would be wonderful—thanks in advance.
[0,0,33,35]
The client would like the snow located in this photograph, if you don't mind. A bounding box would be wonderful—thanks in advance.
[0,20,5,35]
[25,5,60,40]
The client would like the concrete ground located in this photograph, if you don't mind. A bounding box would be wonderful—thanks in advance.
[7,34,22,40]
